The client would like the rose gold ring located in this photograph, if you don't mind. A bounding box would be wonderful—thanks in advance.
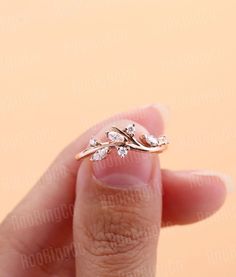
[75,123,169,162]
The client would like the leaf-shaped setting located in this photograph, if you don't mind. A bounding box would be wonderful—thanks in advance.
[124,123,135,136]
[107,131,125,143]
[90,147,109,161]
[157,136,169,145]
[141,134,169,147]
[141,134,159,147]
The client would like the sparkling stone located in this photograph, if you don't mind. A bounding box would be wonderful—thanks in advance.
[107,131,125,142]
[89,137,98,147]
[157,136,168,145]
[125,124,135,136]
[144,134,159,146]
[117,146,129,158]
[91,147,109,161]
[143,134,168,146]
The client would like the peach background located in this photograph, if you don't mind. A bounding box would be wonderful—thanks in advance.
[0,0,235,276]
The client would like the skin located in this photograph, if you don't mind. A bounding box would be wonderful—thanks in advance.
[0,105,227,277]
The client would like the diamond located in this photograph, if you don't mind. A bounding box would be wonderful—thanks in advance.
[117,146,129,158]
[142,134,168,147]
[157,136,168,145]
[125,124,135,136]
[89,137,99,147]
[107,131,125,143]
[91,147,109,161]
[143,134,159,146]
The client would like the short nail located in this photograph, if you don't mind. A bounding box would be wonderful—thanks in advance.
[191,170,235,193]
[92,121,155,188]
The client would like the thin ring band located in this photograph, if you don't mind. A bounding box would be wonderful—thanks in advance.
[75,123,169,161]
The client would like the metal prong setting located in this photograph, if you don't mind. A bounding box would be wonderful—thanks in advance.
[75,123,169,161]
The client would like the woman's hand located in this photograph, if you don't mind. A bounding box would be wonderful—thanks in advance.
[0,105,227,277]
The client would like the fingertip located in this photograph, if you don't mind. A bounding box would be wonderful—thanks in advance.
[191,170,235,194]
[162,169,229,225]
[141,104,165,135]
[150,103,170,125]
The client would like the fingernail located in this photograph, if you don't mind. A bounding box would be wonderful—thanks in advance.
[191,170,235,193]
[92,121,155,188]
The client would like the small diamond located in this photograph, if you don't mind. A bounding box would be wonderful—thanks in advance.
[143,134,159,146]
[157,136,168,145]
[125,124,135,136]
[91,147,109,161]
[107,131,125,142]
[89,137,98,147]
[143,134,168,147]
[117,146,129,158]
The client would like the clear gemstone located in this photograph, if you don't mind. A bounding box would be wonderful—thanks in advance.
[117,146,129,158]
[91,147,109,161]
[107,131,125,142]
[144,134,159,146]
[143,134,168,146]
[125,124,135,136]
[89,137,98,147]
[157,136,168,145]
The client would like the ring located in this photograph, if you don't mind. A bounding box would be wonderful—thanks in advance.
[75,123,169,161]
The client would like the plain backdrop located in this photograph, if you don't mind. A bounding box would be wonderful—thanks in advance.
[0,0,235,276]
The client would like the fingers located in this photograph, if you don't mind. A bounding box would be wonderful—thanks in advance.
[5,105,163,213]
[0,104,229,276]
[74,121,162,277]
[162,169,228,226]
[0,105,163,225]
[0,105,164,275]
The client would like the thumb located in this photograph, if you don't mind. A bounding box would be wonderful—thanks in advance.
[73,120,162,277]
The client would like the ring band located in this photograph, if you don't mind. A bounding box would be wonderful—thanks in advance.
[75,123,169,161]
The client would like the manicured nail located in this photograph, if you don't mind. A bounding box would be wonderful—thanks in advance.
[191,170,235,193]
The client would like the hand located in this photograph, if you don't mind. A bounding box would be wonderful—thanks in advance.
[0,105,227,277]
